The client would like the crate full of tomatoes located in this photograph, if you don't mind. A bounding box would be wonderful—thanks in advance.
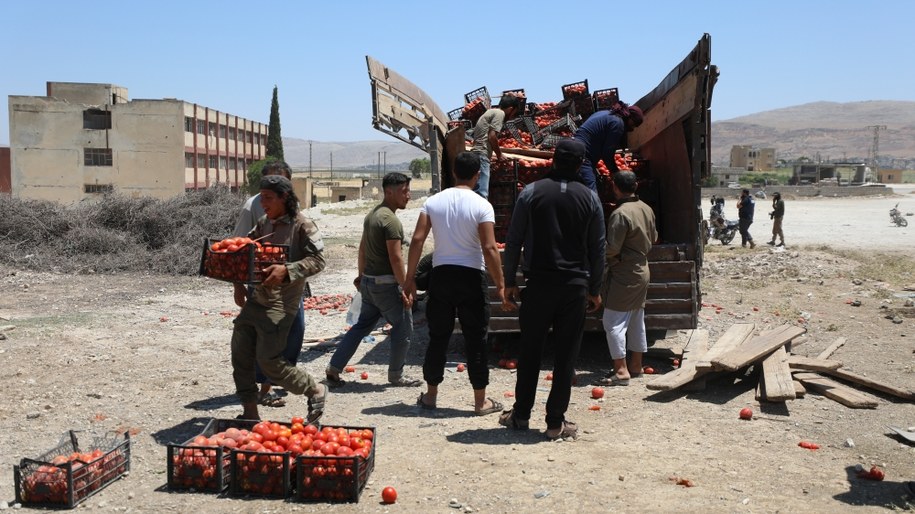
[199,237,289,284]
[295,425,375,503]
[14,430,131,509]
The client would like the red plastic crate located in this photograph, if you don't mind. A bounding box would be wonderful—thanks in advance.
[14,431,130,509]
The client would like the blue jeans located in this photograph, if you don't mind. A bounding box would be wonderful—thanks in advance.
[329,275,413,381]
[255,301,305,385]
[472,153,490,199]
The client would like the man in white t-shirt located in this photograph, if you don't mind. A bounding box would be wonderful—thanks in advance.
[404,152,512,416]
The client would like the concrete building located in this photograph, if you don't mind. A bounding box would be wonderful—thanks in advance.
[8,82,266,203]
[729,145,776,171]
[790,162,869,185]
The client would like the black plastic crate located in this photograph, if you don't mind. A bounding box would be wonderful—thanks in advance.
[562,79,589,99]
[536,114,579,145]
[199,238,289,284]
[504,116,537,147]
[571,95,595,120]
[231,448,293,498]
[167,418,237,493]
[593,87,620,110]
[447,119,472,132]
[14,431,131,509]
[294,426,376,503]
[447,107,464,121]
[463,86,491,108]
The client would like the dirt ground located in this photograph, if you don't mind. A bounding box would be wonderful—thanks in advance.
[1,188,914,513]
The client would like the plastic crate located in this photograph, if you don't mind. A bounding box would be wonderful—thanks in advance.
[14,431,131,509]
[571,95,595,120]
[167,418,237,493]
[294,426,376,503]
[562,79,589,99]
[447,119,472,132]
[463,86,491,108]
[593,87,620,110]
[504,116,537,147]
[199,238,289,284]
[461,99,488,124]
[447,107,464,121]
[536,114,579,146]
[231,448,293,498]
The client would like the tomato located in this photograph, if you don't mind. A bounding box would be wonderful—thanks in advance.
[545,372,553,381]
[456,363,466,372]
[591,387,605,399]
[382,486,398,504]
[798,441,820,450]
[739,407,753,420]
[589,405,601,411]
[344,365,356,373]
[498,358,508,368]
[360,371,369,380]
[672,359,680,367]
[643,367,655,374]
[303,424,318,436]
[505,360,518,370]
[291,416,305,425]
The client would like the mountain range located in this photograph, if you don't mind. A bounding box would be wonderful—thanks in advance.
[282,101,915,170]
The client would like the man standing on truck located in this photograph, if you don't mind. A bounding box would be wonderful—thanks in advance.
[326,172,422,388]
[471,94,524,199]
[595,171,658,386]
[573,101,643,191]
[403,151,510,415]
[737,188,756,248]
[499,139,605,440]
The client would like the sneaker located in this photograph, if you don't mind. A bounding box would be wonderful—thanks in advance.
[749,241,756,249]
[766,240,776,246]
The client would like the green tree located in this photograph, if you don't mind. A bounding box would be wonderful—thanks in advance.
[409,157,430,179]
[266,85,284,161]
[245,157,278,194]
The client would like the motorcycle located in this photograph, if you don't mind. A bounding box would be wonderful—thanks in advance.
[707,196,739,245]
[890,203,908,227]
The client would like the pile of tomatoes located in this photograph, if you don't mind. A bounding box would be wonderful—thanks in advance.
[303,294,352,316]
[20,446,128,505]
[563,83,588,98]
[461,98,486,123]
[202,237,288,284]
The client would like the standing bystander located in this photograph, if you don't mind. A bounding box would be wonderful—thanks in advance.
[499,139,606,440]
[737,188,756,248]
[404,152,510,415]
[594,171,658,386]
[767,192,785,247]
[326,172,421,387]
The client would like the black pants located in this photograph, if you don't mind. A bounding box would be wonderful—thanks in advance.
[739,218,754,245]
[423,265,490,389]
[513,280,587,430]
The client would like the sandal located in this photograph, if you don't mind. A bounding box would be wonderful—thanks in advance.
[236,413,260,421]
[592,375,629,387]
[545,421,578,441]
[474,397,503,416]
[416,392,437,410]
[498,408,529,430]
[388,376,423,387]
[257,390,287,407]
[325,370,347,389]
[306,384,327,424]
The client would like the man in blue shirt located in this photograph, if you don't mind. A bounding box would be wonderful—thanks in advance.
[573,103,643,191]
[737,189,756,248]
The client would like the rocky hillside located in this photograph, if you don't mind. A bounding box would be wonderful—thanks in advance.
[711,101,915,167]
[282,138,427,171]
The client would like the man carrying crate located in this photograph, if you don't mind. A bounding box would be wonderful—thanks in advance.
[470,95,524,199]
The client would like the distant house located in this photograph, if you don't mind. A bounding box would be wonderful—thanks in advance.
[710,166,752,187]
[877,170,903,184]
[729,145,776,171]
[8,82,267,203]
[790,162,869,185]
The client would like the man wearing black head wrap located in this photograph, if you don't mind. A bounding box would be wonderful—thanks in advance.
[767,192,785,247]
[230,172,328,422]
[573,100,643,192]
[499,139,606,441]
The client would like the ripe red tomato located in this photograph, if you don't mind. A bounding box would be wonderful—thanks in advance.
[545,372,553,381]
[643,367,655,374]
[739,407,753,420]
[505,360,518,370]
[344,365,356,373]
[360,372,369,380]
[456,363,466,372]
[382,486,397,504]
[291,416,305,425]
[498,358,508,368]
[672,359,680,367]
[591,387,605,399]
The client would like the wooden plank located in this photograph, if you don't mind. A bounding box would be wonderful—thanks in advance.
[646,329,709,391]
[793,372,879,409]
[648,261,695,281]
[681,329,710,392]
[821,368,915,402]
[793,380,807,398]
[694,323,756,371]
[710,325,806,372]
[815,337,847,360]
[787,355,843,372]
[758,346,796,401]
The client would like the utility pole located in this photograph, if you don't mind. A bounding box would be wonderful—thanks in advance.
[383,151,387,174]
[865,125,886,181]
[308,141,313,178]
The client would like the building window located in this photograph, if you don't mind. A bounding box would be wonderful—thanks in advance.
[185,153,194,167]
[197,154,206,168]
[84,183,114,194]
[184,117,195,133]
[230,157,237,170]
[219,156,227,169]
[208,122,217,137]
[247,131,253,144]
[196,120,206,135]
[84,148,113,166]
[219,124,227,138]
[83,109,112,130]
[229,127,236,141]
[209,155,217,168]
[238,129,246,143]
[254,133,260,146]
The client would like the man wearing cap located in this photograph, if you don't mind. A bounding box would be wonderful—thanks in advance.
[231,174,327,422]
[499,139,606,441]
[573,101,644,192]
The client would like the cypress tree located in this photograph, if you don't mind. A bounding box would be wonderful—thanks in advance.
[266,85,284,161]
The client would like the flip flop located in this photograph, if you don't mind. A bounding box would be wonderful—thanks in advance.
[257,390,287,407]
[474,397,503,416]
[306,384,327,424]
[592,375,629,387]
[498,408,529,430]
[546,421,578,441]
[416,392,437,410]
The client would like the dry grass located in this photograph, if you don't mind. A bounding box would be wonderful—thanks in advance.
[0,186,244,275]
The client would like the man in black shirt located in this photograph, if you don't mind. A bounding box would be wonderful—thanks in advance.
[499,139,606,440]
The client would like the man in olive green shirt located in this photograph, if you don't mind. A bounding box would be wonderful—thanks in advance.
[471,95,523,199]
[326,172,421,387]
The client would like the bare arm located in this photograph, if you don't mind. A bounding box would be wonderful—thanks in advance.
[488,128,502,160]
[403,212,432,302]
[354,236,366,290]
[386,239,410,306]
[479,221,509,310]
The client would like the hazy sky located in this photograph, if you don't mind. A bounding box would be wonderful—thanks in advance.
[3,0,913,146]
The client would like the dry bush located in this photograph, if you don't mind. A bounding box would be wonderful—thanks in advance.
[0,185,246,275]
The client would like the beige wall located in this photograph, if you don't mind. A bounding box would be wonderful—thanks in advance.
[47,82,128,106]
[730,145,776,171]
